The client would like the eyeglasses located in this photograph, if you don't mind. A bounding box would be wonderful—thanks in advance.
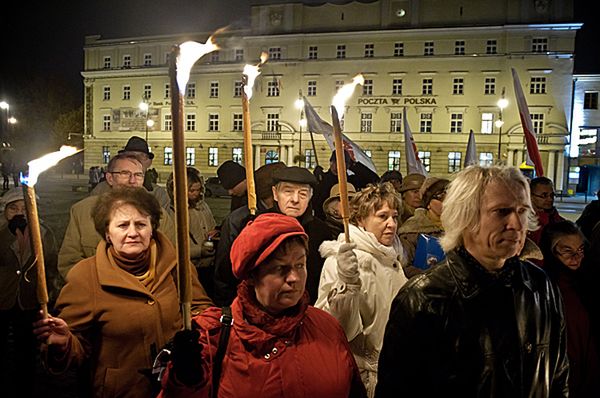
[555,246,585,260]
[532,192,555,199]
[110,170,145,180]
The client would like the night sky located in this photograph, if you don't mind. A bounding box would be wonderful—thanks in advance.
[0,0,598,103]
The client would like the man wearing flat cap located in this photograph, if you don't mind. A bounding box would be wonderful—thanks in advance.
[398,173,426,224]
[90,136,170,209]
[217,160,248,212]
[214,165,331,306]
[312,149,379,220]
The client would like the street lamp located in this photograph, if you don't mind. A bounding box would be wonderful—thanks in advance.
[295,92,305,166]
[139,99,151,142]
[496,88,509,162]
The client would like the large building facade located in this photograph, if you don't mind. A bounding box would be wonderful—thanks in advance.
[81,0,579,188]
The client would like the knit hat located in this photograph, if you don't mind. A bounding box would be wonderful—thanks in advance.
[0,187,37,212]
[323,183,357,213]
[118,136,154,159]
[230,213,308,279]
[420,177,450,208]
[398,173,426,193]
[255,162,286,199]
[217,160,246,190]
[273,166,317,189]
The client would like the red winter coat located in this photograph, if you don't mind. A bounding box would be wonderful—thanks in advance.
[160,282,365,398]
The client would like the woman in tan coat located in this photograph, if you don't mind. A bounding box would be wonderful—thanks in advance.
[33,187,212,398]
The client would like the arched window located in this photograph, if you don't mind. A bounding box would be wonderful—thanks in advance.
[265,150,279,164]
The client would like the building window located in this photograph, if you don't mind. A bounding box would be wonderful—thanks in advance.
[452,78,464,95]
[232,113,243,132]
[390,112,402,133]
[530,77,546,94]
[420,113,432,133]
[123,55,131,68]
[265,150,279,164]
[164,114,172,131]
[364,43,374,58]
[186,147,195,166]
[307,81,317,96]
[308,46,318,60]
[103,115,111,131]
[335,80,345,92]
[481,113,493,134]
[448,152,462,173]
[394,42,404,57]
[208,148,218,166]
[486,40,497,54]
[267,113,280,132]
[336,44,346,59]
[422,78,433,95]
[531,113,544,135]
[233,80,242,97]
[210,81,219,98]
[143,84,152,99]
[186,83,196,99]
[424,41,434,56]
[363,79,373,96]
[232,147,243,164]
[210,51,219,63]
[234,48,244,62]
[450,113,463,133]
[305,149,316,169]
[103,56,111,69]
[164,147,173,165]
[361,113,373,133]
[584,92,599,109]
[102,146,110,164]
[103,86,111,101]
[122,85,131,100]
[268,47,281,60]
[454,40,465,55]
[208,113,220,131]
[164,84,170,99]
[479,152,494,167]
[484,77,496,95]
[144,53,152,66]
[186,114,196,131]
[388,151,401,170]
[392,79,403,95]
[532,37,548,53]
[267,80,280,97]
[418,151,431,172]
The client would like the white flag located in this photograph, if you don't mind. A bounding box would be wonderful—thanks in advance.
[303,97,377,174]
[403,107,427,176]
[464,129,477,167]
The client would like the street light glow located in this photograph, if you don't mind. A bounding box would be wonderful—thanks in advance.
[295,98,304,110]
[0,101,9,110]
[139,101,149,112]
[8,117,17,124]
[497,98,509,110]
[495,119,504,128]
[146,119,155,128]
[299,118,307,128]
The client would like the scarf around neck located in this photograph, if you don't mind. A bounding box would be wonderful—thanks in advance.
[108,240,157,287]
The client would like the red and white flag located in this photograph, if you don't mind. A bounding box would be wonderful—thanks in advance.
[403,107,428,176]
[511,68,544,177]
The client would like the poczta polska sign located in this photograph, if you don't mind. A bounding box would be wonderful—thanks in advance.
[357,96,437,105]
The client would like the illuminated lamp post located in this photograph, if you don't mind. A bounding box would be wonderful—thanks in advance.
[496,88,509,163]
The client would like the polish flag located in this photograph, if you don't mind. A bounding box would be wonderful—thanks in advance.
[403,107,428,176]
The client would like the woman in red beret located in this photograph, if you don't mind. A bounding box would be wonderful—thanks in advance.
[159,213,366,398]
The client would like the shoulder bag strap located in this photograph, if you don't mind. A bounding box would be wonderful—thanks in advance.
[211,306,233,398]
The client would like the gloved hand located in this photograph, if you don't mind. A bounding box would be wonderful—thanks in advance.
[171,329,203,386]
[336,242,360,286]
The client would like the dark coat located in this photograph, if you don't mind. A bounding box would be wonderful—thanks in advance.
[576,199,600,240]
[376,248,569,398]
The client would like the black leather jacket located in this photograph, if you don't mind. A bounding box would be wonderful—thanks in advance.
[376,248,569,398]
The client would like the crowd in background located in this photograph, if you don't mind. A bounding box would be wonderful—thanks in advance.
[1,135,599,397]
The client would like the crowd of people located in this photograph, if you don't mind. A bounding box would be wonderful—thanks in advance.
[1,134,599,397]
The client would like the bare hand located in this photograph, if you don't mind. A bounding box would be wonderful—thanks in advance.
[32,310,71,349]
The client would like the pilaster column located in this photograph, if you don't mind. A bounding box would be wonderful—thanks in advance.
[254,145,261,169]
[547,151,556,182]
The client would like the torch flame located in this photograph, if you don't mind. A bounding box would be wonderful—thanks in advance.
[176,36,220,92]
[23,146,80,187]
[332,74,365,118]
[243,52,268,100]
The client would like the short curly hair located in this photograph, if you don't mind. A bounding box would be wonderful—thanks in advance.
[349,182,402,225]
[93,187,162,238]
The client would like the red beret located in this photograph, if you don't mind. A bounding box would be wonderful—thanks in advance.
[231,213,308,280]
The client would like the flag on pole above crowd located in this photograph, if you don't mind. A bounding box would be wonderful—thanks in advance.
[403,107,428,176]
[464,129,477,167]
[303,97,377,174]
[511,68,544,177]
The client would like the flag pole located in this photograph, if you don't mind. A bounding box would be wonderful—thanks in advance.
[330,106,350,243]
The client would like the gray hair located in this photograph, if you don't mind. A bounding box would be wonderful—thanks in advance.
[440,165,538,252]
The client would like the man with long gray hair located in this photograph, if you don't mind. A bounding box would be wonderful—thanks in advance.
[376,165,569,397]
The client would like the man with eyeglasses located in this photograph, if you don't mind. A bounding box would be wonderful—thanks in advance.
[528,176,565,250]
[57,153,176,279]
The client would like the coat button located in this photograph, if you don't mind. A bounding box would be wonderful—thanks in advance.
[16,270,21,275]
[147,299,155,305]
[264,353,270,360]
[272,347,278,355]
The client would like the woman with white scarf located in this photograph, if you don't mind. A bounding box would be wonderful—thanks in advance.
[316,182,407,397]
